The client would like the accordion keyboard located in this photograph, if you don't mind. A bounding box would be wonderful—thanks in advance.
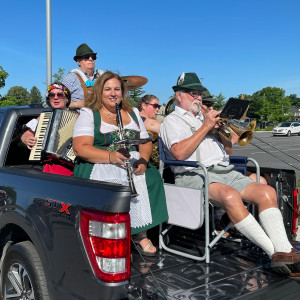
[29,112,52,161]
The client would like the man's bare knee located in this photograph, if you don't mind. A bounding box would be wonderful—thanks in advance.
[210,184,243,209]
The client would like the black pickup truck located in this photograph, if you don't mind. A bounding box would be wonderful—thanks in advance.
[0,106,299,300]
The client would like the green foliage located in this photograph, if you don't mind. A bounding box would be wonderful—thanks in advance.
[287,94,300,108]
[128,87,145,107]
[0,66,9,93]
[265,126,274,131]
[52,67,65,82]
[0,97,19,107]
[4,86,30,106]
[248,87,292,123]
[29,86,43,104]
[212,93,226,110]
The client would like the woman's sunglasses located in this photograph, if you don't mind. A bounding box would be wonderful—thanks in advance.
[145,103,161,109]
[49,92,65,99]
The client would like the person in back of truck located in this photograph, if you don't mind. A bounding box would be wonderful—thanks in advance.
[62,43,104,110]
[137,94,162,134]
[159,72,300,276]
[21,82,74,176]
[137,94,162,167]
[72,71,168,257]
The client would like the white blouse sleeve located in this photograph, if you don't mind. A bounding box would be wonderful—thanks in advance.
[133,108,149,139]
[73,108,95,138]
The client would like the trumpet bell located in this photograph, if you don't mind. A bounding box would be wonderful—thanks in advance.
[227,120,255,146]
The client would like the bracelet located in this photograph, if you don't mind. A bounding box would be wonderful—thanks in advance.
[108,151,112,163]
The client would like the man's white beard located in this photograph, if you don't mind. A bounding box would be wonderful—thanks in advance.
[190,100,201,114]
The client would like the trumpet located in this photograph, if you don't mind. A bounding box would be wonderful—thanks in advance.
[202,106,256,146]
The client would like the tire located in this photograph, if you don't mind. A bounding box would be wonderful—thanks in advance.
[287,131,291,137]
[0,241,49,300]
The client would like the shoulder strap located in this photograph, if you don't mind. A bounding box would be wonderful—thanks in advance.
[171,112,201,161]
[74,73,90,99]
[129,110,139,127]
[93,110,101,135]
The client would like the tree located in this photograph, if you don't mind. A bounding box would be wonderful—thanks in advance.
[0,66,9,94]
[5,86,30,106]
[0,98,18,107]
[248,87,291,122]
[29,86,43,104]
[212,93,226,110]
[128,87,145,107]
[287,94,300,108]
[52,67,65,82]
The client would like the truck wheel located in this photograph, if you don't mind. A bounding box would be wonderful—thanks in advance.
[287,131,291,137]
[0,241,49,300]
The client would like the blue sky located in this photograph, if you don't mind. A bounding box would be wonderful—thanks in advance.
[1,0,300,104]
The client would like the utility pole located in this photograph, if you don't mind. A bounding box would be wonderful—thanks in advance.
[46,0,52,86]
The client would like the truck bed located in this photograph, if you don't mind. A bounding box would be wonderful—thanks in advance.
[129,236,300,299]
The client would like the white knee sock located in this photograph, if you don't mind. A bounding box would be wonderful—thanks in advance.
[259,207,292,253]
[234,213,275,257]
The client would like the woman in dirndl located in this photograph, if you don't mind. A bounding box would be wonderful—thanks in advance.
[72,71,168,256]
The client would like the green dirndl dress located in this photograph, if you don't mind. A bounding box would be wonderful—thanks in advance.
[73,110,168,235]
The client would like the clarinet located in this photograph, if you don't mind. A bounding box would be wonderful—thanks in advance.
[115,103,139,197]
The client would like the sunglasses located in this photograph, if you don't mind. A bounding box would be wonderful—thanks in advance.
[81,54,97,60]
[49,92,65,99]
[145,103,161,109]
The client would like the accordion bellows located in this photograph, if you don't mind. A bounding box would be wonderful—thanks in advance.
[29,109,79,163]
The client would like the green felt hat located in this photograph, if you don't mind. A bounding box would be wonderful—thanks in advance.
[172,72,206,92]
[73,43,97,61]
[201,88,214,102]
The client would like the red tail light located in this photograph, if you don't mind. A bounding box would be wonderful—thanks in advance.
[80,209,131,283]
[292,189,299,235]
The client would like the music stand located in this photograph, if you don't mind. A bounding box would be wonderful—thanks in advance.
[219,98,250,120]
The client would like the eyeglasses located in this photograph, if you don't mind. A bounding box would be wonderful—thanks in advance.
[202,101,213,108]
[81,54,97,60]
[49,92,65,99]
[145,103,161,109]
[184,90,203,98]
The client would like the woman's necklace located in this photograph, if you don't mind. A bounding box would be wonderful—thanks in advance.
[102,106,117,121]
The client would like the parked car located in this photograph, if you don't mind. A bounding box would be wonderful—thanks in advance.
[272,121,300,136]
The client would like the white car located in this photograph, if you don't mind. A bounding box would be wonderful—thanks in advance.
[272,122,300,136]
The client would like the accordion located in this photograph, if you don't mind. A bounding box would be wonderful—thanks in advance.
[29,109,79,163]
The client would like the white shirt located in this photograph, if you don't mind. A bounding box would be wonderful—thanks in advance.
[159,106,229,173]
[73,107,149,138]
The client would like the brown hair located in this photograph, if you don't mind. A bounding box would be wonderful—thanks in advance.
[137,94,158,111]
[84,71,132,111]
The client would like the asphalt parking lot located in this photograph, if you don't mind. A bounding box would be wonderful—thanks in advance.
[232,131,300,174]
[232,131,300,241]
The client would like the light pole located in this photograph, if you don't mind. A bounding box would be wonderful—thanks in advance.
[46,0,52,86]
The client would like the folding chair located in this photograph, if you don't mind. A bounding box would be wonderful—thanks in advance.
[158,137,261,264]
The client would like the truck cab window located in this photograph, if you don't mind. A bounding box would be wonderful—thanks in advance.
[5,115,40,167]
